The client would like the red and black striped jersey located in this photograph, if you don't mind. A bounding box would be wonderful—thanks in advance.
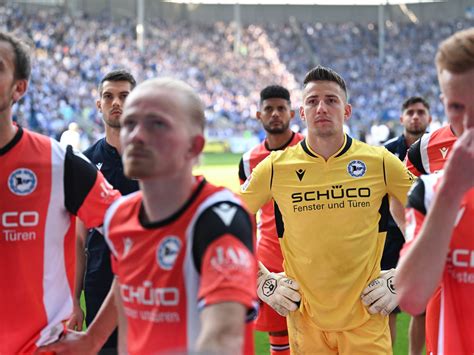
[405,125,457,176]
[238,132,304,272]
[104,177,257,354]
[0,126,120,354]
[402,174,474,354]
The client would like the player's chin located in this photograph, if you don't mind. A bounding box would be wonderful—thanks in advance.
[124,163,152,180]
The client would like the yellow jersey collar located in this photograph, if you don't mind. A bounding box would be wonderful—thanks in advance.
[300,134,353,159]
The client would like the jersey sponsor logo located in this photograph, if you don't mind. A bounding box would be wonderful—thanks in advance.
[291,185,372,212]
[439,147,449,159]
[96,162,103,170]
[450,249,474,268]
[241,175,252,192]
[157,236,181,270]
[8,168,37,196]
[2,211,39,242]
[121,282,179,306]
[291,186,371,203]
[347,160,366,178]
[295,169,306,181]
[210,245,252,270]
[212,203,237,226]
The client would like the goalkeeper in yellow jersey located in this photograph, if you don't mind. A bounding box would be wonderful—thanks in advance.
[240,66,415,354]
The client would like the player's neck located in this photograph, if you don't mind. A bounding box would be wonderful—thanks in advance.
[265,130,294,150]
[404,131,424,147]
[105,126,121,153]
[0,119,17,150]
[307,133,345,161]
[139,171,196,223]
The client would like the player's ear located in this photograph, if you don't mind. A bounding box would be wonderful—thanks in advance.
[188,134,205,159]
[96,99,102,112]
[344,103,352,122]
[299,106,306,121]
[290,110,296,119]
[256,111,262,120]
[11,79,28,104]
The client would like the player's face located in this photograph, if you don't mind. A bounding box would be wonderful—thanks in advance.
[300,81,351,138]
[400,102,431,136]
[0,41,27,117]
[438,68,474,135]
[257,98,294,134]
[97,81,133,129]
[120,89,201,180]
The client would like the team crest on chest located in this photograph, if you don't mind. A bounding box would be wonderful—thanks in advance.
[8,168,38,196]
[157,236,181,270]
[347,160,366,178]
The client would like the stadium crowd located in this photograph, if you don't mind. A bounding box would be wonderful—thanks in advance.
[2,4,473,145]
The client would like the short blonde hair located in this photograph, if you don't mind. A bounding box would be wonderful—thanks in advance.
[136,78,205,133]
[436,28,474,74]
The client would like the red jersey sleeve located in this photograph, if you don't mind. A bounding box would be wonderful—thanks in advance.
[405,138,426,176]
[192,202,257,316]
[64,146,121,228]
[400,178,427,257]
[199,235,256,310]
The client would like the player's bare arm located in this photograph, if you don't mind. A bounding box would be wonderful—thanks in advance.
[68,219,87,331]
[39,279,119,354]
[195,302,246,354]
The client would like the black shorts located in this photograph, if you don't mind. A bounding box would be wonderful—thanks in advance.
[381,227,404,270]
[382,227,404,314]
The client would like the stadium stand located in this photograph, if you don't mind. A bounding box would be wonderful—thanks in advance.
[2,3,473,148]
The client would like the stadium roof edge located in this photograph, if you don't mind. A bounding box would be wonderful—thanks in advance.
[163,0,443,5]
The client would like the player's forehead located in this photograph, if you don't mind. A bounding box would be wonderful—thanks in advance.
[0,40,15,71]
[261,97,290,108]
[123,89,185,120]
[303,81,345,100]
[101,80,133,94]
[439,68,474,104]
[404,102,428,112]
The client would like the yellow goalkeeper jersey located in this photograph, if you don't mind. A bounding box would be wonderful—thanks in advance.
[240,135,414,331]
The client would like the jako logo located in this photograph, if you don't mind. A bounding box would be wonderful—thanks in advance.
[8,168,37,196]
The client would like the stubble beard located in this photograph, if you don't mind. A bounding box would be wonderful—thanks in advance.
[263,121,290,135]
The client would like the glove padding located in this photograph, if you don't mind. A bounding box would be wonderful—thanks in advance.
[361,269,397,316]
[257,263,301,317]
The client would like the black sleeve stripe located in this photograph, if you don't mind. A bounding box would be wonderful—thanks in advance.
[382,156,387,186]
[270,161,274,189]
[274,202,285,238]
[407,139,427,175]
[192,202,253,274]
[238,158,247,182]
[378,194,390,233]
[406,179,427,215]
[64,145,99,215]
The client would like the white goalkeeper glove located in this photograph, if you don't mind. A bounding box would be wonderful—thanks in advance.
[257,262,301,317]
[361,269,397,316]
